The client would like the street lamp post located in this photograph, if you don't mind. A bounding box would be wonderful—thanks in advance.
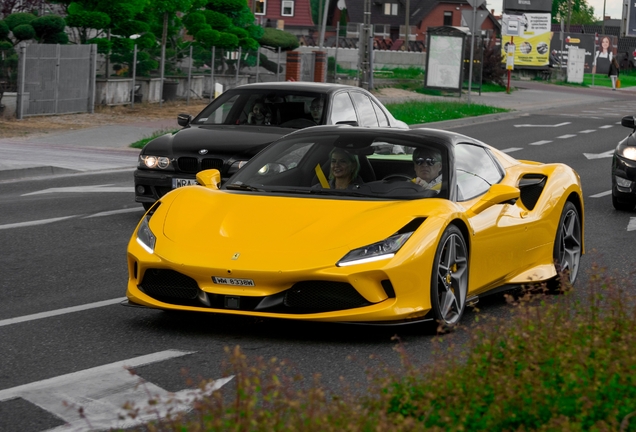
[130,34,141,108]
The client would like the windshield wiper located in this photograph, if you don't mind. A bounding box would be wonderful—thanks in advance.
[308,189,369,197]
[225,183,264,192]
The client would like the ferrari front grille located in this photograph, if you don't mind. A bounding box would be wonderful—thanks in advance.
[139,269,199,300]
[177,157,198,173]
[284,281,371,312]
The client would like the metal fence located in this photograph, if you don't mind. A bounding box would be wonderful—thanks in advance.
[16,43,97,118]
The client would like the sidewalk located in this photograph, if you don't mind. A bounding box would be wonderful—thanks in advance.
[0,81,631,182]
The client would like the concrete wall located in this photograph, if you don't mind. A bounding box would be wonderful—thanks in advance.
[262,46,427,70]
[93,75,251,105]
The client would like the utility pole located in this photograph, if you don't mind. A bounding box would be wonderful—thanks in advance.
[319,0,330,48]
[358,0,372,89]
[602,0,606,34]
[404,0,410,51]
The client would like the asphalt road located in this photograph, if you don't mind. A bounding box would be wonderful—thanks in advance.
[1,100,636,431]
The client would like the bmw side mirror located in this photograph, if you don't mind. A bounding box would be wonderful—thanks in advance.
[621,115,636,130]
[178,113,193,127]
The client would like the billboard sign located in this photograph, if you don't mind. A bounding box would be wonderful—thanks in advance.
[503,0,552,12]
[501,13,551,67]
[425,34,465,90]
[627,0,636,37]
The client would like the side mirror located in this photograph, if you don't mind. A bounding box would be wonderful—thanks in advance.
[196,169,221,189]
[177,113,193,127]
[467,184,520,217]
[621,115,636,130]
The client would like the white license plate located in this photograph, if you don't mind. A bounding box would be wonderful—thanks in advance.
[212,277,255,287]
[172,178,198,188]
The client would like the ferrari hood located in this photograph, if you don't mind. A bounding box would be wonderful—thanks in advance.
[152,187,444,271]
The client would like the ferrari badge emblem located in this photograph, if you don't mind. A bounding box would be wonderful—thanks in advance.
[231,252,240,260]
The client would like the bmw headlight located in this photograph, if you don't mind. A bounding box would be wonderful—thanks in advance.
[228,160,249,176]
[139,155,171,169]
[618,147,636,162]
[136,216,156,254]
[337,232,413,267]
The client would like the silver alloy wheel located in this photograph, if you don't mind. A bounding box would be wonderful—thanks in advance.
[433,227,469,326]
[555,202,582,284]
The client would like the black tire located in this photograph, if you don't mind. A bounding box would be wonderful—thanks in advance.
[551,201,582,291]
[430,225,469,331]
[612,191,636,211]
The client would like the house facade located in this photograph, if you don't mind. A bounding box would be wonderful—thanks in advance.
[249,0,315,34]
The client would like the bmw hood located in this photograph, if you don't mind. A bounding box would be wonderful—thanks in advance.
[146,125,293,157]
[150,187,444,271]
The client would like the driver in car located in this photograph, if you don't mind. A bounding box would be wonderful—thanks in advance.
[413,148,442,192]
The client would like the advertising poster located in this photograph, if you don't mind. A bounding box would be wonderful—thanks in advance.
[549,33,595,73]
[627,0,636,37]
[501,13,551,67]
[425,35,464,90]
[591,34,618,75]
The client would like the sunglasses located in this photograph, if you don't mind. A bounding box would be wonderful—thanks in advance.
[414,157,439,166]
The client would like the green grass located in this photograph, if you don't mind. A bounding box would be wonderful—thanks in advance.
[130,128,179,149]
[385,100,509,125]
[554,71,636,89]
[108,266,636,431]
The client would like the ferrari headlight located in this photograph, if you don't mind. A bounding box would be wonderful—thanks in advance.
[618,147,636,162]
[136,216,156,254]
[140,155,171,169]
[337,232,413,267]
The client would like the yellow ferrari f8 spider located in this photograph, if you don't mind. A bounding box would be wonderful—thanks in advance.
[125,126,584,328]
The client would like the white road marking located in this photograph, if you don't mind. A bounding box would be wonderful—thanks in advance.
[0,207,143,230]
[501,147,523,153]
[514,122,571,128]
[590,190,612,198]
[579,130,596,133]
[529,140,552,146]
[628,218,636,232]
[583,150,615,160]
[557,134,577,139]
[0,350,233,432]
[84,208,144,218]
[599,125,614,129]
[0,216,78,230]
[22,185,133,196]
[0,298,127,328]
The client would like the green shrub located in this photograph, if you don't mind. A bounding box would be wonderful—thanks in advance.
[259,27,299,51]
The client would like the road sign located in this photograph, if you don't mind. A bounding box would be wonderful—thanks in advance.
[467,0,485,7]
[461,9,488,33]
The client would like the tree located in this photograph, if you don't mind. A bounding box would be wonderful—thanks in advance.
[1,12,68,45]
[183,0,262,73]
[0,0,47,20]
[551,0,597,26]
[259,27,299,51]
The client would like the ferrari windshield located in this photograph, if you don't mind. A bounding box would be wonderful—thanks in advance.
[224,129,449,200]
[191,89,327,128]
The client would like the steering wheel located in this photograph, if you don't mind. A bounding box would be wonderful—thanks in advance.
[383,174,413,182]
[280,118,317,128]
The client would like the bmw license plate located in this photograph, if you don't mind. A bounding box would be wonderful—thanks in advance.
[172,178,198,189]
[212,277,255,287]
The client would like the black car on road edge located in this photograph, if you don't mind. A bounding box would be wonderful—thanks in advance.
[134,82,407,210]
[612,115,636,211]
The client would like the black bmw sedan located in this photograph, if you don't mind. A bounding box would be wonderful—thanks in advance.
[134,82,407,210]
[612,115,636,211]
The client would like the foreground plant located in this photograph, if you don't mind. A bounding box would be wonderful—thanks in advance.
[119,265,636,431]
